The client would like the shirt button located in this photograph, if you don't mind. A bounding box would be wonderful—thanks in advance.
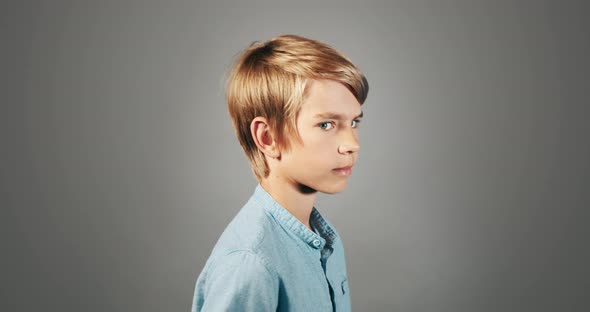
[312,239,321,247]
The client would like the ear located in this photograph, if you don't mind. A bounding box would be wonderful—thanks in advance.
[251,117,280,159]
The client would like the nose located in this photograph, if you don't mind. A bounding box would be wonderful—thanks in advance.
[338,132,360,155]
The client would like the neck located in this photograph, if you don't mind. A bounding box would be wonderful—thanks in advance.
[260,176,318,231]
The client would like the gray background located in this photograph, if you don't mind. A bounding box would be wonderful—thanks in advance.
[3,0,589,311]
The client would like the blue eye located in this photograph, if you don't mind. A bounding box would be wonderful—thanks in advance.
[319,122,334,130]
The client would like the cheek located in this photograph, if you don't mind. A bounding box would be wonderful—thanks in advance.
[292,130,336,167]
[300,141,334,167]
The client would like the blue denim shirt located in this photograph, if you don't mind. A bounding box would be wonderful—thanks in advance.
[191,183,351,311]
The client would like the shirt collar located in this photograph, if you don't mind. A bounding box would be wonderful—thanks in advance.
[252,183,338,251]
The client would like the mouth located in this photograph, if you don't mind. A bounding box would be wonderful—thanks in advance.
[333,165,353,176]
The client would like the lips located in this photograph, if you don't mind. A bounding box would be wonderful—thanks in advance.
[333,165,353,176]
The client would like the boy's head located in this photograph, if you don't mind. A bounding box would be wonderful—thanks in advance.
[226,34,368,193]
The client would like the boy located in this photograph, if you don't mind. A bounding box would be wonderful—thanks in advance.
[191,34,368,312]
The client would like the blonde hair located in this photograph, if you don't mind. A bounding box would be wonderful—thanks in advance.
[226,34,369,182]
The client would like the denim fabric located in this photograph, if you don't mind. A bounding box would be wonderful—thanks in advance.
[191,183,351,311]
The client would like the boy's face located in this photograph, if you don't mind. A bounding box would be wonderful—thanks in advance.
[277,79,362,194]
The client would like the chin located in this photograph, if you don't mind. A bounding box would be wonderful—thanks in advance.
[317,181,348,194]
[295,175,349,194]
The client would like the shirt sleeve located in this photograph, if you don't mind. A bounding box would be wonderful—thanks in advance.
[199,250,279,311]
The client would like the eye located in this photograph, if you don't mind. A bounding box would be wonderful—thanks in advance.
[352,119,361,128]
[319,121,335,130]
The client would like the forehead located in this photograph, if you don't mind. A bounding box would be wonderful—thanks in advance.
[300,79,361,117]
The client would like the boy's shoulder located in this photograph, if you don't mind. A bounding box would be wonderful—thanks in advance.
[206,189,281,262]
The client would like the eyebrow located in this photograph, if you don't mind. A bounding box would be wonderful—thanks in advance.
[313,111,364,120]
